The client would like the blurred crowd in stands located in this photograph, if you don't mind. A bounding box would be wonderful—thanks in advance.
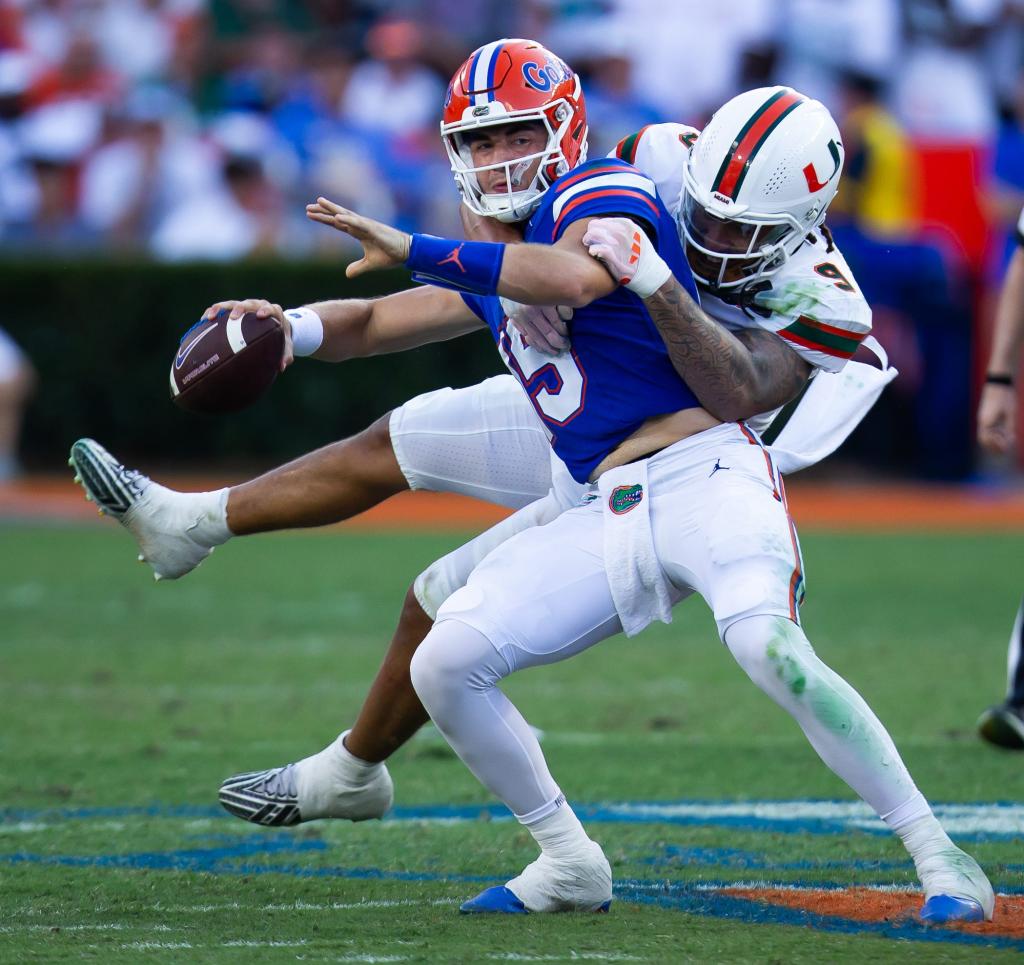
[1,0,1023,478]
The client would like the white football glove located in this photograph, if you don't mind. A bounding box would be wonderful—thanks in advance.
[583,217,671,298]
[500,297,573,356]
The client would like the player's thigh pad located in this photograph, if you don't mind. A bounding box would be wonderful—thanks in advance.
[414,489,566,620]
[435,504,622,673]
[649,427,803,636]
[388,375,552,509]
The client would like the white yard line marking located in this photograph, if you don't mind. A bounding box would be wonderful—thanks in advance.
[487,956,646,962]
[122,942,194,950]
[160,898,457,913]
[697,881,919,894]
[0,923,174,934]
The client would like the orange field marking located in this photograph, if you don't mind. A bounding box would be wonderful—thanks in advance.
[3,475,1024,531]
[725,887,1024,938]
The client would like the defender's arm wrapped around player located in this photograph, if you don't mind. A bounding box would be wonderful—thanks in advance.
[583,216,811,422]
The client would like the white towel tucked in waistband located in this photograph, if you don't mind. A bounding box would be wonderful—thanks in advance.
[597,460,673,637]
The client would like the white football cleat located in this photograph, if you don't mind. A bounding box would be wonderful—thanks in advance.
[69,438,225,580]
[916,844,995,922]
[219,732,394,826]
[461,840,612,914]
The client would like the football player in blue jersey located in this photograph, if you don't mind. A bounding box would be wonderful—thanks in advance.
[71,41,992,922]
[297,41,992,920]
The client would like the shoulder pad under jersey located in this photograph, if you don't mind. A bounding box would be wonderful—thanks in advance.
[610,123,699,218]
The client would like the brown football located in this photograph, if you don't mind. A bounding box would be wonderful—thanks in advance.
[169,310,284,414]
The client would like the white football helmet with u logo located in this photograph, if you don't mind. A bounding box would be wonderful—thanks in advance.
[680,86,844,292]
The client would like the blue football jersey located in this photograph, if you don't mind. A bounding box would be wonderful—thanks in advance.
[461,157,703,482]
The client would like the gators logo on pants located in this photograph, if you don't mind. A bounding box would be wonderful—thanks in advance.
[609,483,643,515]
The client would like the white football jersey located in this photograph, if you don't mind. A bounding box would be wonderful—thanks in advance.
[612,123,873,376]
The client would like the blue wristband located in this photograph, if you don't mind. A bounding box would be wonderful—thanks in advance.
[406,234,505,295]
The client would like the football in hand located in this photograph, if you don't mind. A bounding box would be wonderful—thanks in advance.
[169,311,285,414]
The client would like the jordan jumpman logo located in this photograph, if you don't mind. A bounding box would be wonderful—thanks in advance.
[438,243,466,273]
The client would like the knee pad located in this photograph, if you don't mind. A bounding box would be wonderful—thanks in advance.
[409,619,508,709]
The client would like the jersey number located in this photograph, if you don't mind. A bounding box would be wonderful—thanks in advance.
[814,262,854,292]
[498,323,586,425]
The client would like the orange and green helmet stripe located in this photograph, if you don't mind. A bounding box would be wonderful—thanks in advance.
[711,90,805,200]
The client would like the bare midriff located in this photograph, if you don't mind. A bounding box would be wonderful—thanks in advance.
[590,406,721,481]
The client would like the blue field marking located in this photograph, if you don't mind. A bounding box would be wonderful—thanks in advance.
[638,843,1024,879]
[6,832,1022,892]
[641,844,913,873]
[3,799,1022,841]
[2,838,1021,952]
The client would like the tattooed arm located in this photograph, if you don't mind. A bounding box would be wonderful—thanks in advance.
[645,276,811,422]
[582,216,810,422]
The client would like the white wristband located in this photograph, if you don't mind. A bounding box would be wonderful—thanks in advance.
[285,306,324,357]
[629,251,672,299]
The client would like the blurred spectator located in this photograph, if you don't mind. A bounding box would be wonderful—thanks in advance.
[78,86,219,248]
[26,31,122,109]
[0,51,38,233]
[149,115,308,261]
[4,100,101,252]
[833,71,920,240]
[92,0,177,83]
[340,18,443,137]
[771,0,901,114]
[986,76,1024,275]
[215,24,303,113]
[600,0,775,123]
[830,69,975,479]
[574,39,664,158]
[895,0,999,140]
[0,326,35,481]
[270,39,356,162]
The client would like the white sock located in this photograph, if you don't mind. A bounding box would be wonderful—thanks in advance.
[307,729,381,784]
[882,790,955,862]
[335,729,384,780]
[295,729,383,816]
[524,800,593,860]
[186,488,232,545]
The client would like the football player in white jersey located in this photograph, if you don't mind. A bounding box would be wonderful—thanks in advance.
[976,204,1024,749]
[71,79,988,921]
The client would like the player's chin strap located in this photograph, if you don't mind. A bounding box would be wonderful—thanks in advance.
[709,279,773,318]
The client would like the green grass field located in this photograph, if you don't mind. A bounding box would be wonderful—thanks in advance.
[1,523,1022,962]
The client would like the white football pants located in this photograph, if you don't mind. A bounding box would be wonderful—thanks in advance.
[409,424,925,825]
